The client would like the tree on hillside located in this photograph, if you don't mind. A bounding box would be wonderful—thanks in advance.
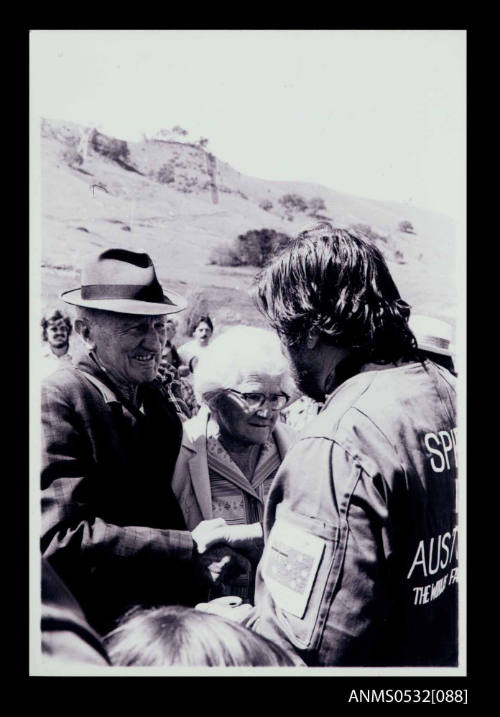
[197,137,209,148]
[279,193,308,214]
[209,229,291,269]
[236,229,291,267]
[259,199,273,212]
[308,197,327,216]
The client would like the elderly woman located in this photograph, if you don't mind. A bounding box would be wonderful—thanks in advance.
[172,325,297,600]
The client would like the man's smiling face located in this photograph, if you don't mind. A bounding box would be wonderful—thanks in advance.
[91,311,167,387]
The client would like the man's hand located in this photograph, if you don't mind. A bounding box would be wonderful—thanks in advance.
[192,518,263,554]
[195,544,251,586]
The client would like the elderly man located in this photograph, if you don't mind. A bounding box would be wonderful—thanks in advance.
[198,224,458,667]
[41,248,246,635]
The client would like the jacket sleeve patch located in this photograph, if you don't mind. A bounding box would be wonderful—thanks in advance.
[262,520,325,618]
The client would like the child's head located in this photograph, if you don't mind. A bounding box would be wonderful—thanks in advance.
[104,605,294,667]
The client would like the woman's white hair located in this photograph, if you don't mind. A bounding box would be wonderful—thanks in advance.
[194,325,293,403]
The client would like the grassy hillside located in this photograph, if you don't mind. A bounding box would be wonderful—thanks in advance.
[38,118,457,349]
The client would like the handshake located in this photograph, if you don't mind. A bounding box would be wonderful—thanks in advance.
[190,518,264,588]
[191,517,261,623]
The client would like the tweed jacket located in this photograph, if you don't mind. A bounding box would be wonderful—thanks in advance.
[41,356,198,634]
[171,406,298,530]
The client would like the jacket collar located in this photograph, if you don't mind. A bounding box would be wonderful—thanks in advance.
[75,355,118,403]
[181,404,211,451]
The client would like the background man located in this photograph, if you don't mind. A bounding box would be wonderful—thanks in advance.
[40,307,73,378]
[41,248,247,635]
[199,224,458,667]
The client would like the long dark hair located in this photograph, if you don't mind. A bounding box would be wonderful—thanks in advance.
[255,223,417,365]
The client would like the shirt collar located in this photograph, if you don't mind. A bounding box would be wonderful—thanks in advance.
[42,347,72,361]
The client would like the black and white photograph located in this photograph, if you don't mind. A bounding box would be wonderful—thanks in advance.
[30,29,466,682]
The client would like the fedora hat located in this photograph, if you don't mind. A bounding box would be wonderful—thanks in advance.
[409,314,454,357]
[60,248,187,315]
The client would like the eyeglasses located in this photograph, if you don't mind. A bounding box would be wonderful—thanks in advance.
[227,389,289,411]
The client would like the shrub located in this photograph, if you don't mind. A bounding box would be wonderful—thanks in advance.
[237,229,291,267]
[259,199,273,211]
[208,245,242,267]
[279,193,308,214]
[61,148,83,168]
[307,197,327,216]
[210,229,291,269]
[157,163,175,184]
[398,220,415,234]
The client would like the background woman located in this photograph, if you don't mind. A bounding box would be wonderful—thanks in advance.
[178,315,214,373]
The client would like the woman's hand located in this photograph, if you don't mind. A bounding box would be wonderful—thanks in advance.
[192,518,263,554]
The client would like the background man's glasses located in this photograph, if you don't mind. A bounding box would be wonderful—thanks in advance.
[227,389,289,411]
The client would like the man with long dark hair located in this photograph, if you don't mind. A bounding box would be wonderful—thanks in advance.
[199,224,458,667]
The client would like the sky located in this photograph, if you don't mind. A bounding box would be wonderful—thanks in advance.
[30,30,466,220]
